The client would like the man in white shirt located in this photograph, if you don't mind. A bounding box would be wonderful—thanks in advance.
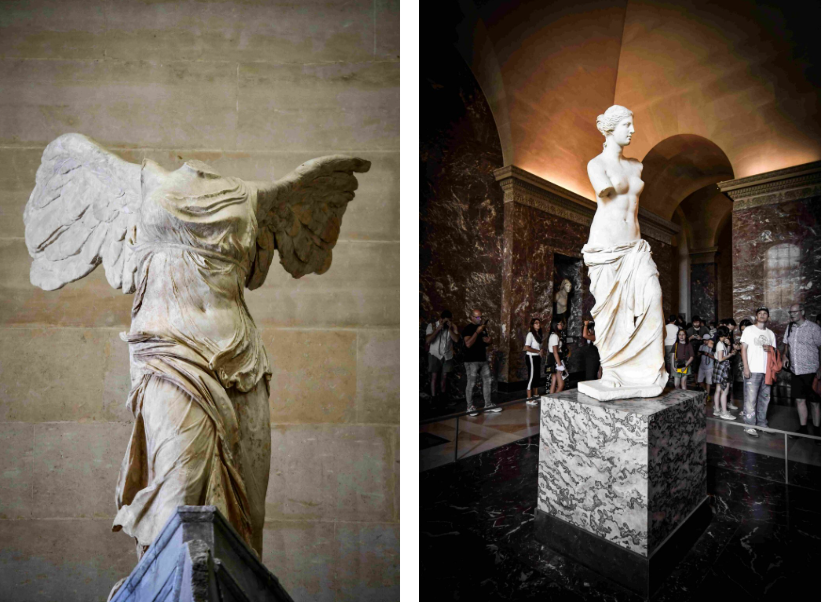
[740,307,777,437]
[784,303,821,435]
[425,310,459,400]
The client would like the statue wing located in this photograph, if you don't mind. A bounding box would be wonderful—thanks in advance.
[24,133,142,292]
[246,155,371,288]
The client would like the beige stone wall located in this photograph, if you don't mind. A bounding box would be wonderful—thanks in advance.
[0,2,399,601]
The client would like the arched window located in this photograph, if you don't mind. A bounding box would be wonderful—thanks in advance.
[765,243,801,322]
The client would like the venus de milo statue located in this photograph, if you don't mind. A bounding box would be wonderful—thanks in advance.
[23,133,370,557]
[578,105,668,401]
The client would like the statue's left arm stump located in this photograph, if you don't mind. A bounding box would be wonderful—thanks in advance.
[109,506,294,602]
[535,389,711,598]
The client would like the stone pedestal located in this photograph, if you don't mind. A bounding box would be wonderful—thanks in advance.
[110,506,294,602]
[535,388,709,597]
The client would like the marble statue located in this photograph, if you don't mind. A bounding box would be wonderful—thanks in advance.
[553,278,572,319]
[24,133,370,558]
[577,106,667,401]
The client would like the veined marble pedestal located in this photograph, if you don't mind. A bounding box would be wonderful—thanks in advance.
[535,388,710,597]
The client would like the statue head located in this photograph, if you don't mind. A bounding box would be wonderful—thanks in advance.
[562,278,572,292]
[596,105,634,149]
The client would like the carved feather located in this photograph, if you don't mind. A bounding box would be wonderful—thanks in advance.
[24,133,142,291]
[247,155,370,288]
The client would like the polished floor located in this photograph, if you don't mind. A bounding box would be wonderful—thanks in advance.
[420,434,821,601]
[420,386,821,474]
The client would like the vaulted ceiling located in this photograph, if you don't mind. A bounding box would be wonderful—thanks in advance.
[451,0,819,237]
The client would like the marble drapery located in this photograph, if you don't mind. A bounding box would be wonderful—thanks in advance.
[580,239,667,397]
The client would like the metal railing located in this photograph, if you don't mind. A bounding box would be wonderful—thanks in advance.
[704,416,820,485]
[419,395,533,463]
[421,394,821,483]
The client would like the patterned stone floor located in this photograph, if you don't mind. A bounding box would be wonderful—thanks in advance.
[420,435,821,601]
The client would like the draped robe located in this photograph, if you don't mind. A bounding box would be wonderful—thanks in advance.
[581,239,667,396]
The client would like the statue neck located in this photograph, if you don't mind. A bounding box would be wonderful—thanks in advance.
[603,139,624,159]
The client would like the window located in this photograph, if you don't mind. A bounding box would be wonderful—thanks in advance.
[764,243,801,322]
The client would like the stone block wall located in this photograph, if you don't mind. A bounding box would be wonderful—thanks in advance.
[0,2,399,601]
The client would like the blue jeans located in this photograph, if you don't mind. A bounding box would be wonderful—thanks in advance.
[743,372,770,427]
[465,361,492,408]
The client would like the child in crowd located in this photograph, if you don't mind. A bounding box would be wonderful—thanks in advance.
[697,334,715,403]
[672,329,694,389]
[712,326,738,420]
[708,321,717,337]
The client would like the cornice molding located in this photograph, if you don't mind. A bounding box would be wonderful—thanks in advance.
[493,165,680,244]
[717,161,821,211]
[690,246,719,264]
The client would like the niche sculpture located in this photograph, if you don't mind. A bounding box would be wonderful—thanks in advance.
[23,134,370,558]
[578,106,667,401]
[553,278,572,321]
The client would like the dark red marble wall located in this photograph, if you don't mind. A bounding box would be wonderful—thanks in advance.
[691,263,718,323]
[420,43,505,393]
[500,203,589,382]
[644,235,675,320]
[732,196,821,342]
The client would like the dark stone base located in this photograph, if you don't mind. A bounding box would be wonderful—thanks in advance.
[534,497,711,598]
[110,506,294,602]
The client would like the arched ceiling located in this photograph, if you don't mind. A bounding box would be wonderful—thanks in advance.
[677,184,734,251]
[641,134,733,221]
[451,0,819,219]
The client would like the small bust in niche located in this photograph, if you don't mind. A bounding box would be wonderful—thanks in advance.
[554,278,573,318]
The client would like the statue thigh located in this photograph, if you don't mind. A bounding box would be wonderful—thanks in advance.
[229,379,272,556]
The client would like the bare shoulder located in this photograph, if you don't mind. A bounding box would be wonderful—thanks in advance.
[587,155,606,172]
[628,157,643,172]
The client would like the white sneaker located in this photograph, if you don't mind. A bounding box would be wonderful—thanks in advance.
[720,412,736,421]
[467,406,479,417]
[486,406,503,413]
[526,398,539,406]
[744,428,759,438]
[712,408,721,416]
[728,403,739,410]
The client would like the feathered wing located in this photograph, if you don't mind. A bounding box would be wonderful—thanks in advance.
[24,133,142,292]
[246,155,371,288]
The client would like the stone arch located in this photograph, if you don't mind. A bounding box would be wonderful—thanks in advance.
[640,134,734,221]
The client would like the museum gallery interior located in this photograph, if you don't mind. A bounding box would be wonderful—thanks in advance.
[420,0,820,600]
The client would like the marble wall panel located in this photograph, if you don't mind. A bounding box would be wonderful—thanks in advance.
[0,328,131,422]
[500,203,589,383]
[266,424,394,522]
[263,329,357,425]
[335,522,400,602]
[690,262,718,323]
[0,422,34,519]
[238,61,399,152]
[0,59,238,149]
[356,329,400,424]
[732,196,821,340]
[647,392,707,552]
[31,422,132,519]
[262,520,336,602]
[644,234,675,320]
[419,42,505,395]
[0,519,136,602]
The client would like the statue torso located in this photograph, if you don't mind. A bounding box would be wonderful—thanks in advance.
[129,162,269,391]
[587,155,643,247]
